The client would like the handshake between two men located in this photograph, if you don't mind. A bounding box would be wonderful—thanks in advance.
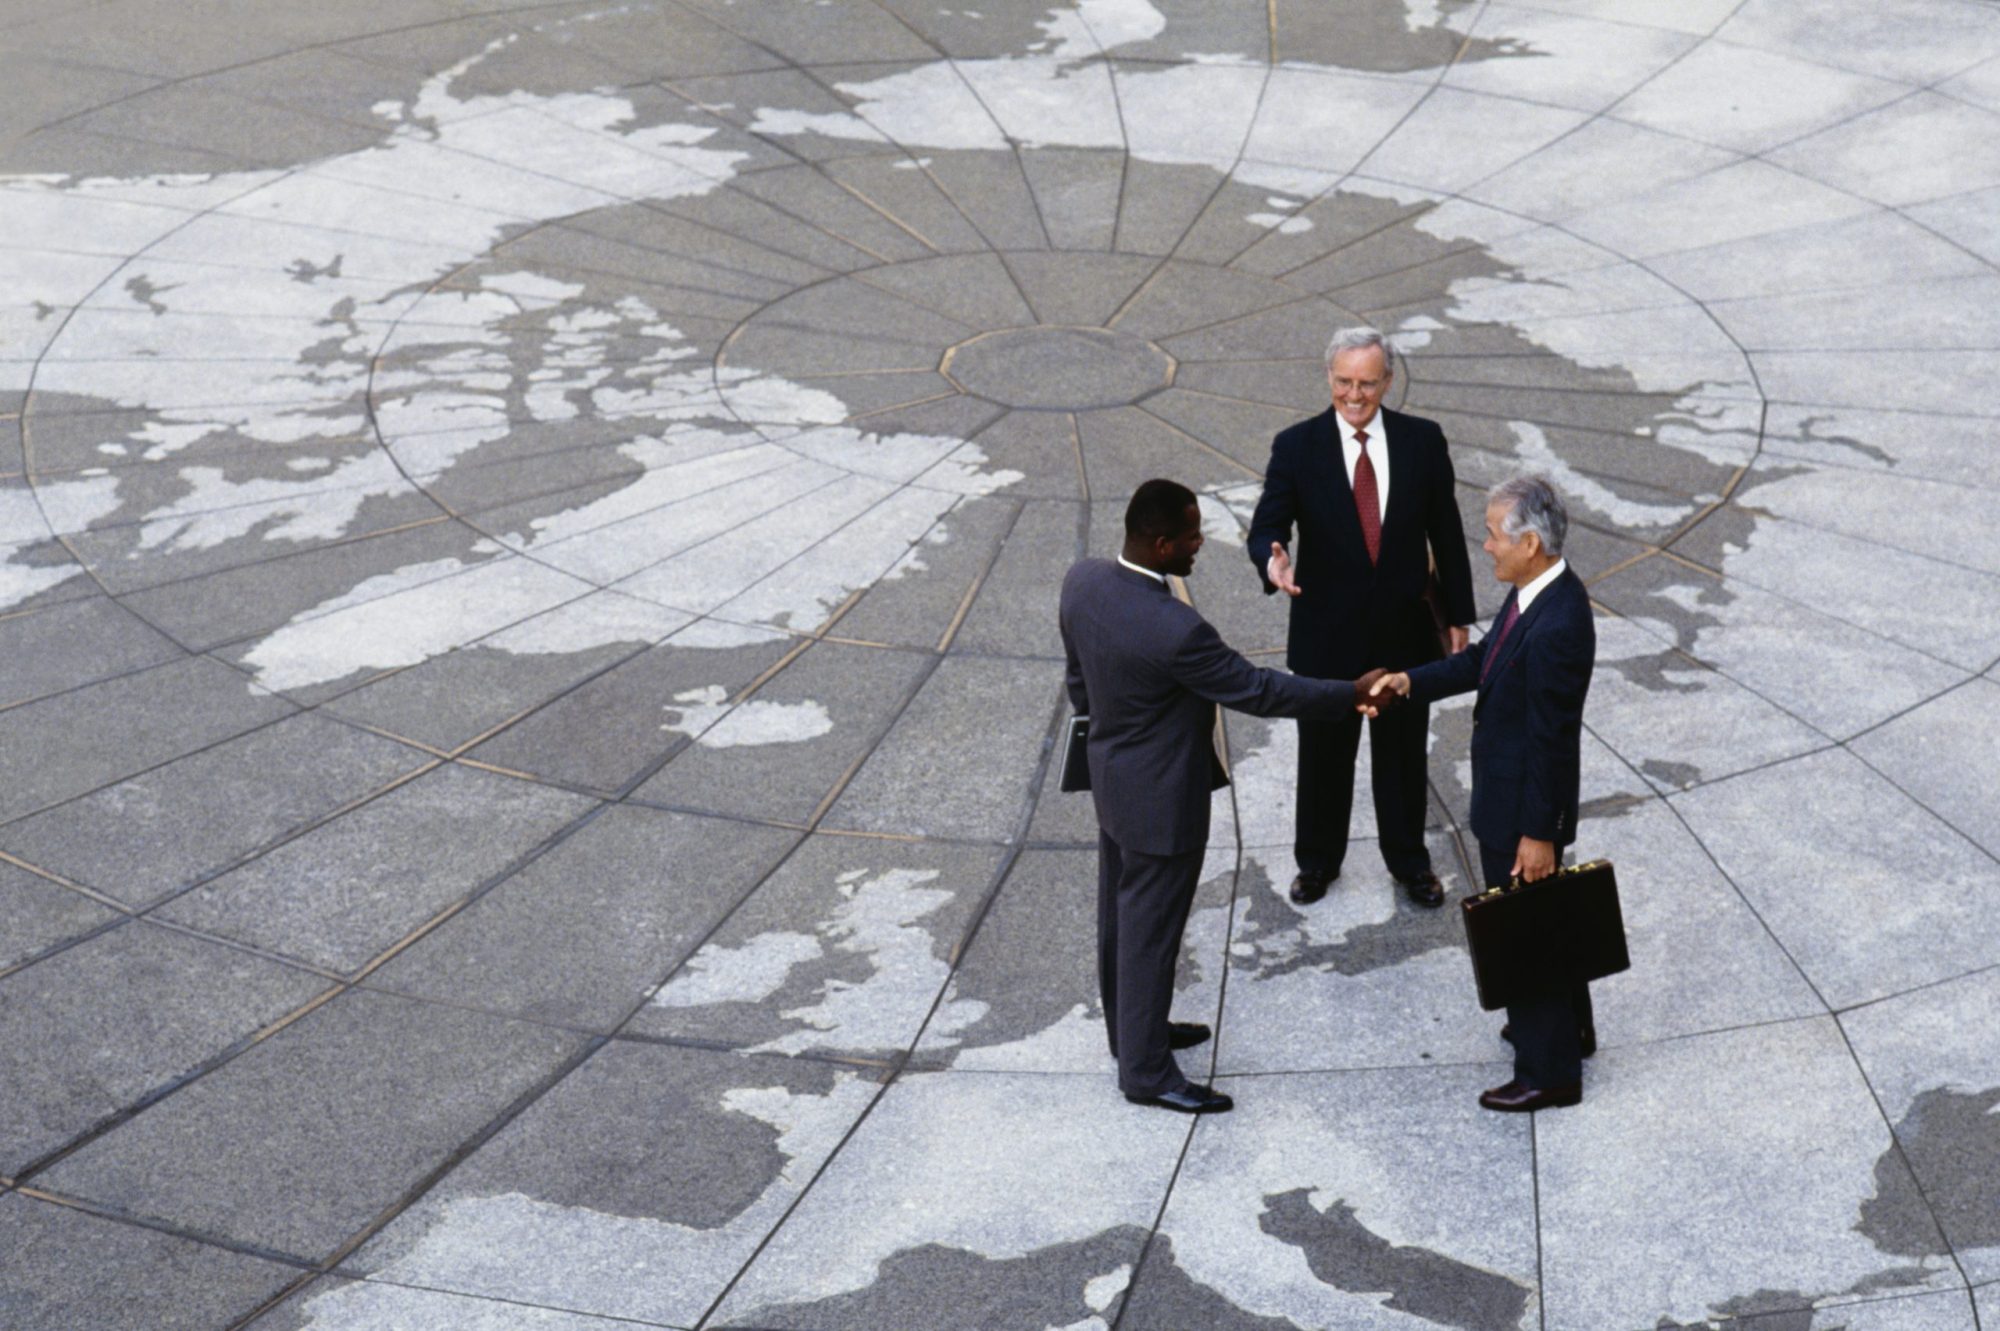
[1314,667,1556,887]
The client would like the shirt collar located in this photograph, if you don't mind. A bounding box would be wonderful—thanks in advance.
[1516,558,1567,613]
[1117,555,1167,585]
[1335,409,1382,446]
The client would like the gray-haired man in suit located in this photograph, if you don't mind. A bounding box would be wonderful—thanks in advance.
[1373,476,1597,1112]
[1060,479,1386,1114]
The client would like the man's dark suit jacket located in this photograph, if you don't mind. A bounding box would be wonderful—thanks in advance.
[1404,567,1595,852]
[1245,405,1477,677]
[1060,559,1358,856]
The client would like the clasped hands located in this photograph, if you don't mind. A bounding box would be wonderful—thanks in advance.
[1352,667,1410,720]
[1352,659,1416,715]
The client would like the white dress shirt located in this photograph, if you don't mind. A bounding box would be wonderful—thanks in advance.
[1514,557,1567,613]
[1336,410,1388,521]
[1117,555,1166,585]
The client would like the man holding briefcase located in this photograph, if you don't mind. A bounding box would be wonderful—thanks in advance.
[1371,475,1597,1112]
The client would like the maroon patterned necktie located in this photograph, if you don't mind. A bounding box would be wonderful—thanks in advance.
[1352,429,1381,564]
[1481,597,1521,683]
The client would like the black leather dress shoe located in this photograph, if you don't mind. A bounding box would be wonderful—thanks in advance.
[1395,871,1445,908]
[1479,1079,1581,1112]
[1168,1021,1211,1050]
[1288,871,1333,905]
[1125,1083,1234,1114]
[1500,1024,1597,1058]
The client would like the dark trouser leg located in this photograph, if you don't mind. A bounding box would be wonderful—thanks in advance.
[1370,695,1434,880]
[1478,839,1585,1090]
[1296,711,1361,877]
[1107,840,1205,1096]
[1508,989,1584,1089]
[1098,831,1121,1057]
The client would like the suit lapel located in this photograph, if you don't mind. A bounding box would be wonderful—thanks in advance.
[1478,571,1572,696]
[1379,408,1421,547]
[1476,590,1524,701]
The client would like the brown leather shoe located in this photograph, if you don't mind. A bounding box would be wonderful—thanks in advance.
[1288,870,1333,905]
[1499,1024,1597,1058]
[1479,1079,1581,1112]
[1395,871,1445,908]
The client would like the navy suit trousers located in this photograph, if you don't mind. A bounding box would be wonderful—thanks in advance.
[1478,839,1594,1089]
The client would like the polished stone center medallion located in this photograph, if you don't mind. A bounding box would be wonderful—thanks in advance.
[941,326,1174,410]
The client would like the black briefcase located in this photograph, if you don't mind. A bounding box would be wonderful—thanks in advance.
[1461,859,1630,1011]
[1058,715,1090,792]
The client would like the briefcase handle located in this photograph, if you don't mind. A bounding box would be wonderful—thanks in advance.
[1476,858,1613,899]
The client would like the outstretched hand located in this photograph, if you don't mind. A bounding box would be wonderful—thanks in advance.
[1267,542,1301,597]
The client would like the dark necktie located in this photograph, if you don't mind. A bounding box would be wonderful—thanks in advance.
[1481,596,1521,683]
[1352,429,1381,564]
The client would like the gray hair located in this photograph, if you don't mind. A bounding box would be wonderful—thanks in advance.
[1325,325,1391,374]
[1490,475,1568,556]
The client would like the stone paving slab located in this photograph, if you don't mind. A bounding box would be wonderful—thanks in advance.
[634,833,1006,1057]
[1218,829,1502,1076]
[0,594,182,709]
[1672,750,2000,1010]
[322,599,685,753]
[1849,676,2000,861]
[249,1277,670,1331]
[113,523,482,652]
[1136,1063,1539,1330]
[466,632,798,794]
[1575,801,1823,1048]
[0,1191,301,1331]
[156,762,597,974]
[0,922,329,1176]
[41,987,587,1261]
[709,1070,1187,1329]
[822,653,1060,841]
[0,656,296,825]
[1840,966,2000,1287]
[0,712,426,908]
[1590,552,1968,741]
[365,805,799,1033]
[1536,1018,1959,1330]
[345,1039,876,1328]
[0,861,119,974]
[633,641,933,823]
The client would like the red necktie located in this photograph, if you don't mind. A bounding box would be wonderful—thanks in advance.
[1481,597,1521,683]
[1352,429,1381,564]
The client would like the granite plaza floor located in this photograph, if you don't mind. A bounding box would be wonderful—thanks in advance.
[2,0,1998,1327]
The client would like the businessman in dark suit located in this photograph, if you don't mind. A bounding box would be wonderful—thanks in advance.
[1373,476,1597,1112]
[1061,479,1379,1114]
[1246,326,1476,910]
